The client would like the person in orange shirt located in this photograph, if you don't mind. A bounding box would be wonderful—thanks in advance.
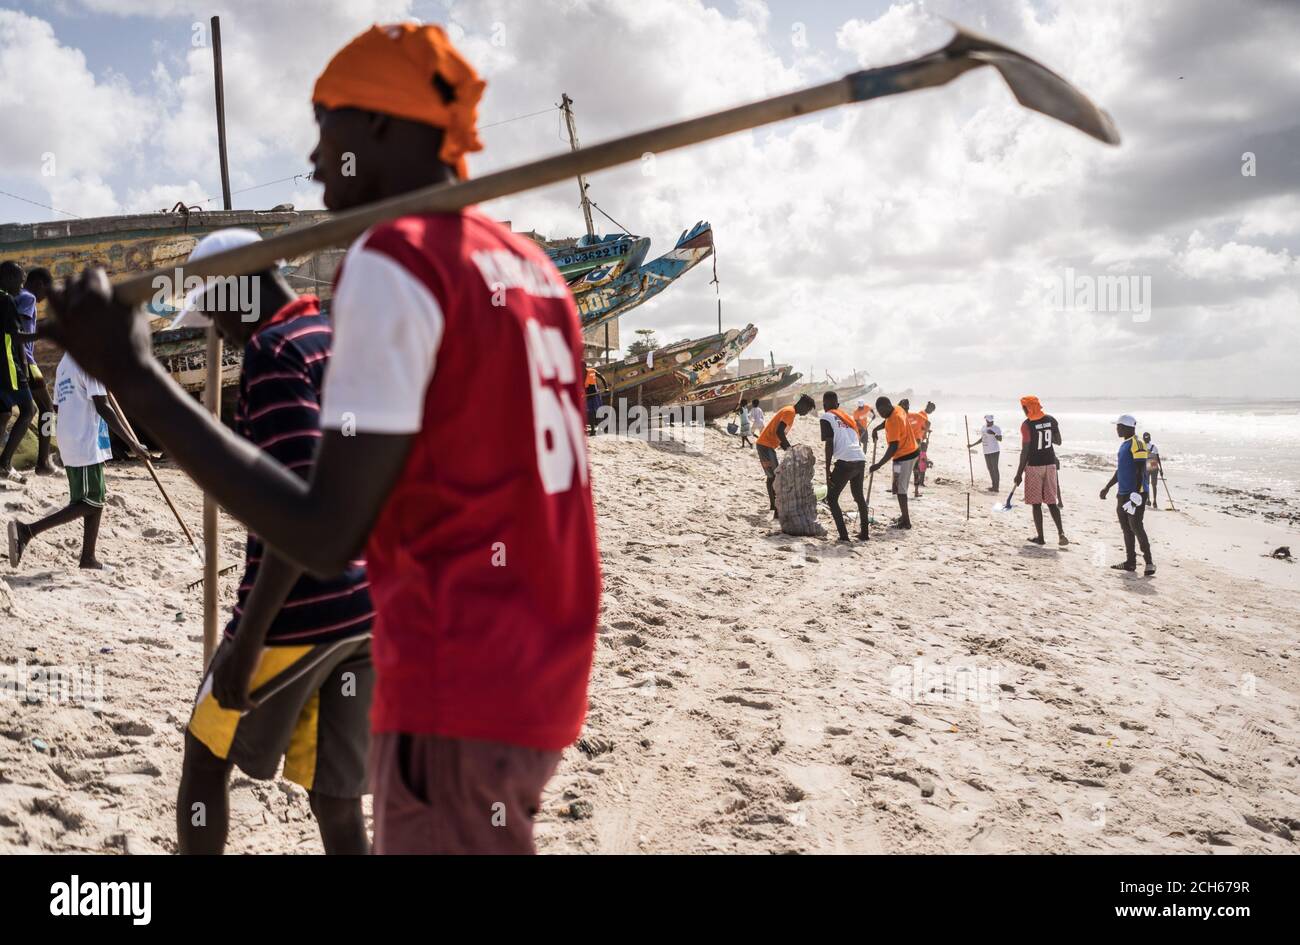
[869,395,919,528]
[852,399,873,450]
[907,401,935,496]
[584,365,602,435]
[756,394,814,516]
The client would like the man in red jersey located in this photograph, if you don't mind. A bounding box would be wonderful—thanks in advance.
[43,23,600,855]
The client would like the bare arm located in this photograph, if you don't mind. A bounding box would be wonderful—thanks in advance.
[92,395,145,455]
[211,549,303,710]
[116,361,412,575]
[872,440,898,471]
[44,271,412,577]
[1013,449,1030,483]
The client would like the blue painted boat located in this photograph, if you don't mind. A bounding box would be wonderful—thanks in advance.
[570,221,714,331]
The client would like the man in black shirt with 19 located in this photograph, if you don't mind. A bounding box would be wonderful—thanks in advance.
[1012,395,1068,546]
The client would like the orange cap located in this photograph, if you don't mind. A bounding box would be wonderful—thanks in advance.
[1020,395,1045,420]
[312,23,486,179]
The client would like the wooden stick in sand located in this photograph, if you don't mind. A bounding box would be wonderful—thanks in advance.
[1159,464,1178,511]
[203,14,232,668]
[864,438,879,541]
[106,392,201,560]
[964,415,976,487]
[964,415,976,520]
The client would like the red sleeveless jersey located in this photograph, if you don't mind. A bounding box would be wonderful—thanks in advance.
[322,208,601,750]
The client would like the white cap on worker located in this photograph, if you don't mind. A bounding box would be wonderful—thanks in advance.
[984,413,994,422]
[170,228,264,330]
[1116,413,1137,427]
[857,399,866,408]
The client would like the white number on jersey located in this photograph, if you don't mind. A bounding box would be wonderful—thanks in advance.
[525,320,588,494]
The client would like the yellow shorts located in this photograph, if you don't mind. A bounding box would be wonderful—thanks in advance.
[189,634,373,797]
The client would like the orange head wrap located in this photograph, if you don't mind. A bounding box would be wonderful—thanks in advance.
[312,23,486,179]
[1020,395,1045,420]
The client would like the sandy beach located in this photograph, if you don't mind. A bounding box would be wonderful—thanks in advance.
[2,417,1296,854]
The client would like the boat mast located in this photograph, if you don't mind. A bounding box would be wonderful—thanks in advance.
[560,93,597,238]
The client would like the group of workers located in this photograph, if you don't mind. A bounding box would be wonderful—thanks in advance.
[749,392,934,539]
[746,390,1160,576]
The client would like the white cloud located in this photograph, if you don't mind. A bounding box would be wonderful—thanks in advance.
[1176,231,1295,283]
[0,9,154,206]
[2,0,1298,398]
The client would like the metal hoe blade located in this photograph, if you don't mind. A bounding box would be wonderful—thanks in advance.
[849,23,1120,145]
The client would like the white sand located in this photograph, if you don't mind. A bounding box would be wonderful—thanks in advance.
[2,421,1297,853]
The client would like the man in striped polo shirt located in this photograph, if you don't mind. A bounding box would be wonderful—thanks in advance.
[173,230,375,855]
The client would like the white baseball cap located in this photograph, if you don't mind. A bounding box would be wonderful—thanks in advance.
[983,413,994,422]
[857,399,866,408]
[1115,413,1137,427]
[170,228,264,330]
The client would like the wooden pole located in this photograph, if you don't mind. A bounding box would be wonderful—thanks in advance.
[964,415,976,488]
[203,14,232,667]
[1159,464,1178,511]
[863,438,878,541]
[559,93,596,239]
[107,25,1118,309]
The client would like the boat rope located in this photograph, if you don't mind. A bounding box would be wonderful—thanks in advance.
[587,199,632,236]
[479,105,560,130]
[0,187,83,219]
[200,173,314,206]
[283,272,335,286]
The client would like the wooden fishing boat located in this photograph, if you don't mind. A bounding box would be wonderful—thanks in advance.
[674,364,795,418]
[770,378,884,411]
[603,324,754,391]
[678,366,802,420]
[527,231,650,294]
[1,207,343,395]
[604,324,758,407]
[571,221,714,332]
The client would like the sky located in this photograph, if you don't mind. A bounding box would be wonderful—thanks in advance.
[1,0,1298,400]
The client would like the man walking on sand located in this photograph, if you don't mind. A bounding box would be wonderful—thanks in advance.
[852,398,873,451]
[1012,395,1068,546]
[7,351,145,570]
[908,401,934,496]
[1100,414,1155,576]
[820,391,868,542]
[0,260,36,485]
[756,394,814,516]
[869,395,918,529]
[969,413,1002,491]
[169,229,376,856]
[42,22,600,855]
[1142,430,1162,509]
[15,267,58,476]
